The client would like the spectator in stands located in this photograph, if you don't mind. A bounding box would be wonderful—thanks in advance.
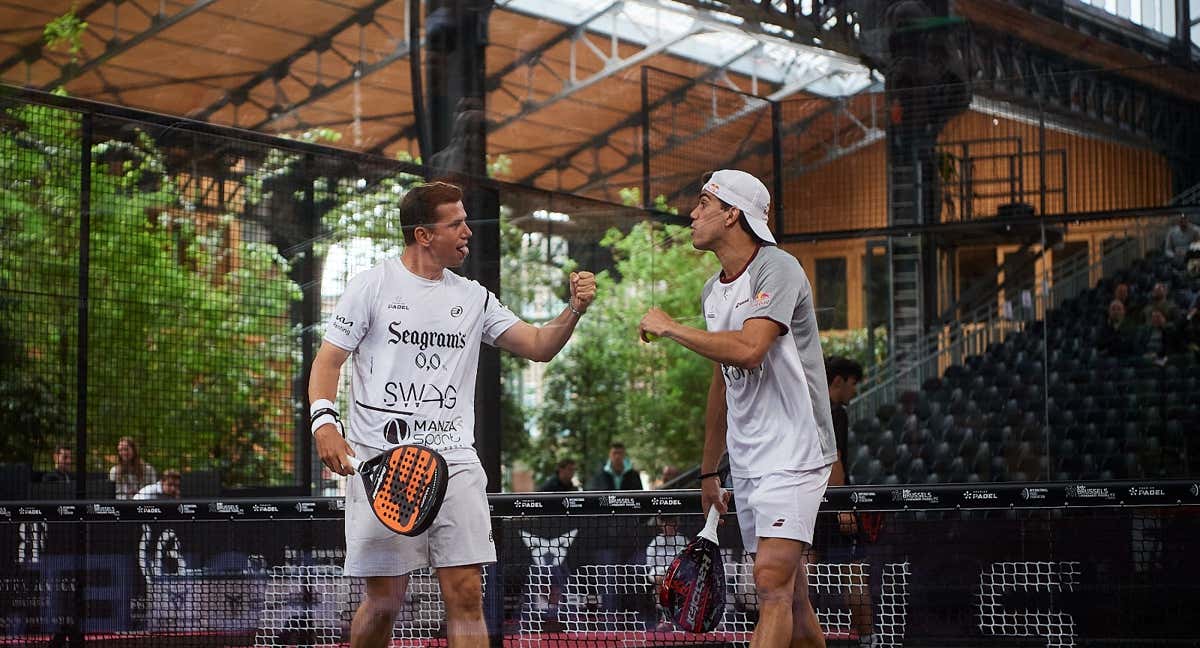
[819,355,878,648]
[109,436,157,500]
[538,459,579,492]
[825,356,863,486]
[1098,299,1137,357]
[1164,214,1200,261]
[1140,308,1184,366]
[41,445,73,483]
[1112,281,1143,313]
[586,442,644,490]
[134,469,181,500]
[656,465,680,489]
[1142,282,1179,325]
[1187,293,1200,340]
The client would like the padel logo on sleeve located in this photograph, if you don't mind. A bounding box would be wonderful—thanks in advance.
[754,291,771,304]
[771,518,786,527]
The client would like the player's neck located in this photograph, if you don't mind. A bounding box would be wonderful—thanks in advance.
[401,247,446,281]
[714,237,760,280]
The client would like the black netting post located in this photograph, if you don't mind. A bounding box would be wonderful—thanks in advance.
[71,110,92,646]
[299,153,317,494]
[771,99,784,240]
[642,65,651,210]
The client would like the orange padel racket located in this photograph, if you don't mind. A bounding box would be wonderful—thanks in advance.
[348,445,448,537]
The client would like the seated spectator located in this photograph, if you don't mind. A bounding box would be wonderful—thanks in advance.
[1098,299,1136,356]
[1187,293,1200,351]
[1188,241,1200,277]
[1113,282,1142,313]
[109,436,156,500]
[41,445,73,483]
[1142,282,1179,325]
[538,459,580,492]
[1140,309,1184,365]
[134,470,181,500]
[1164,214,1200,261]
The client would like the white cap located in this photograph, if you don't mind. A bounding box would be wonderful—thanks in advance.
[701,169,775,244]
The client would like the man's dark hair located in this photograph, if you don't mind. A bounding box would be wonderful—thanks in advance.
[609,441,626,450]
[699,171,769,245]
[824,355,864,386]
[398,181,464,245]
[556,458,575,470]
[55,444,71,453]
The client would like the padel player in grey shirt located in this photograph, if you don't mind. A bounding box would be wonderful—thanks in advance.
[639,169,835,648]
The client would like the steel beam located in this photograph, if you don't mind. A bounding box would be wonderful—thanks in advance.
[39,0,216,90]
[0,0,112,77]
[665,0,862,60]
[487,22,702,134]
[515,42,761,186]
[191,0,396,124]
[572,69,839,195]
[967,24,1200,157]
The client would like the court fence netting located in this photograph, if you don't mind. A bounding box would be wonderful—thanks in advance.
[2,482,1197,647]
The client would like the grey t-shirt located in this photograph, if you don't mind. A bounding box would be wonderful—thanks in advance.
[701,246,837,477]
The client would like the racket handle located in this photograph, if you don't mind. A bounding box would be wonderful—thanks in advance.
[345,455,361,473]
[698,506,720,544]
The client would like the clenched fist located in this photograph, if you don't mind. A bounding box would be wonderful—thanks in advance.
[570,271,596,314]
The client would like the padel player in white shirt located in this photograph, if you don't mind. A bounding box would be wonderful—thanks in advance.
[308,181,596,648]
[640,169,836,648]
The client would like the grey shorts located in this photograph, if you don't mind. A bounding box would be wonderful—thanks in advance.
[344,454,495,577]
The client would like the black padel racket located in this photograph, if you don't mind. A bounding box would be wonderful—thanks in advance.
[348,444,448,537]
[660,507,727,633]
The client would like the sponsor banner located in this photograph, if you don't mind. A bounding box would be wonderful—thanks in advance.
[958,488,1003,507]
[3,482,1198,521]
[1064,484,1118,505]
[1123,484,1169,504]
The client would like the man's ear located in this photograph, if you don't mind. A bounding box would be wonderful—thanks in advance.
[725,207,742,228]
[412,224,431,246]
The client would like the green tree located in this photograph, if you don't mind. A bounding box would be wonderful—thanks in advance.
[529,221,718,482]
[0,102,300,484]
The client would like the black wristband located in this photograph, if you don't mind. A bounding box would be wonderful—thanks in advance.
[698,471,722,482]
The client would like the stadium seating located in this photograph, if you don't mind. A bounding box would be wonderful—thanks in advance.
[850,250,1198,484]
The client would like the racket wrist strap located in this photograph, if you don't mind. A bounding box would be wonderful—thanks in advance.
[698,471,722,482]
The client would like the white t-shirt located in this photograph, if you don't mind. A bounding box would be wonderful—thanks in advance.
[323,258,520,465]
[133,482,174,500]
[701,246,837,477]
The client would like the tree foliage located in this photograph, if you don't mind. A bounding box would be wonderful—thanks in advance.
[0,102,300,483]
[524,222,719,481]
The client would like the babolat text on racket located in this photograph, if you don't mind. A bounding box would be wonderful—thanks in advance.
[348,444,448,537]
[660,506,727,632]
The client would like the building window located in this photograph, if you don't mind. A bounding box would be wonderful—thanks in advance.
[815,257,848,329]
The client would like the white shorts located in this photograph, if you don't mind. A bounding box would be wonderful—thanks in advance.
[344,451,495,577]
[732,463,831,554]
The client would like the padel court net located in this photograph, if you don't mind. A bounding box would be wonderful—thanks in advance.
[1,482,1197,647]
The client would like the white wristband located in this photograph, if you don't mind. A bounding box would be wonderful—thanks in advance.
[311,413,340,436]
[310,399,341,436]
[310,399,336,417]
